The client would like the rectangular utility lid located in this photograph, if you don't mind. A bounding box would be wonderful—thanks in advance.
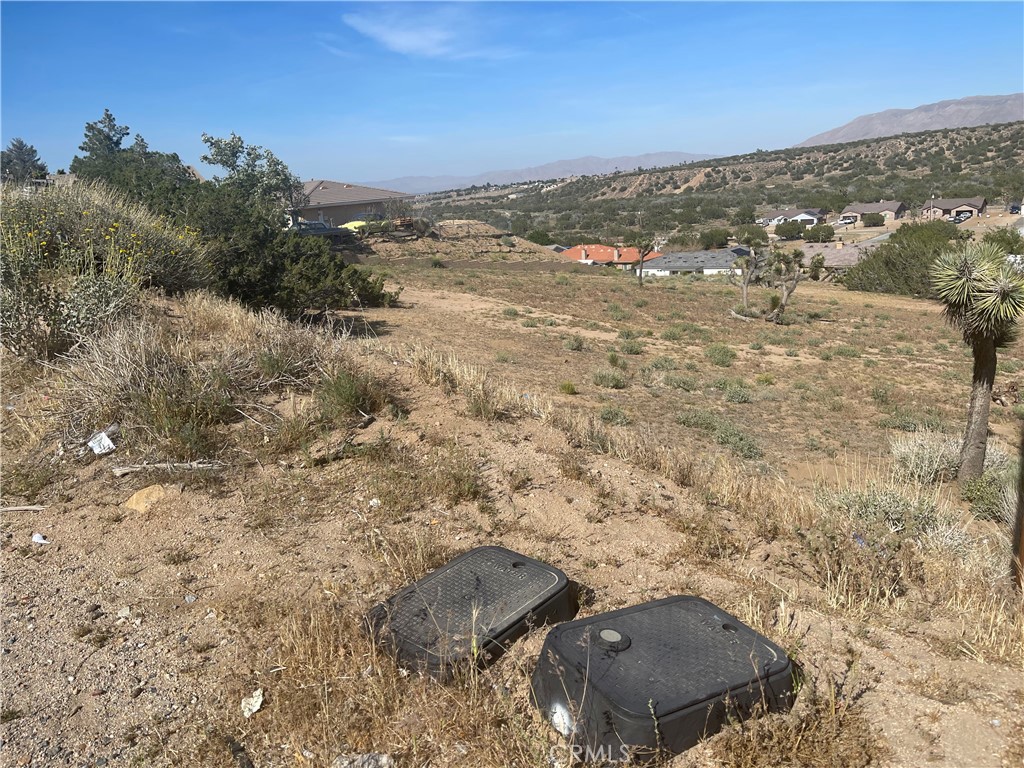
[368,546,569,666]
[545,596,791,717]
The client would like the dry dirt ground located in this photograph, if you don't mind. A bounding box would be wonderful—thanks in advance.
[2,264,1023,768]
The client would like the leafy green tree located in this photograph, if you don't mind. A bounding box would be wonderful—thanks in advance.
[774,220,807,240]
[862,212,885,227]
[843,221,964,296]
[730,203,756,226]
[804,224,835,243]
[983,226,1024,254]
[526,229,553,246]
[1,138,48,182]
[200,132,306,215]
[699,227,731,249]
[69,110,197,217]
[931,242,1024,479]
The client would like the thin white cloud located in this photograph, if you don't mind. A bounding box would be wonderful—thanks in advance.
[342,5,517,60]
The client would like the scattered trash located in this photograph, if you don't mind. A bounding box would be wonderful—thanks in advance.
[31,533,50,545]
[241,688,264,719]
[184,594,198,604]
[87,423,120,455]
[368,498,381,509]
[331,754,394,768]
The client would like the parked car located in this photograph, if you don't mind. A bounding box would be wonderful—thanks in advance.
[1011,204,1022,215]
[837,216,857,226]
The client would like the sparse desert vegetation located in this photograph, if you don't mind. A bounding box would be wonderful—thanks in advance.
[4,251,1024,766]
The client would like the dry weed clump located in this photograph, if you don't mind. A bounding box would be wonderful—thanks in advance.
[709,658,886,768]
[207,532,550,768]
[51,293,392,459]
[404,343,549,421]
[888,431,960,484]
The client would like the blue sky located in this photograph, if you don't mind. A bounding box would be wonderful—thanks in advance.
[2,1,1023,184]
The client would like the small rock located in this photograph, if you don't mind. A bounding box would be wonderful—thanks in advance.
[123,484,167,513]
[184,595,197,604]
[130,687,143,699]
[85,604,101,618]
[116,607,131,620]
[31,533,51,545]
[331,755,395,768]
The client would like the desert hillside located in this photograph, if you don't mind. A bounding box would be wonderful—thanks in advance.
[3,259,1023,768]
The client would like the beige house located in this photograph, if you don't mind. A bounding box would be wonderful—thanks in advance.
[840,201,906,222]
[295,180,413,226]
[921,197,987,221]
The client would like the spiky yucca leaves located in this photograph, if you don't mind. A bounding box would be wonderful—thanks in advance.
[931,243,1024,480]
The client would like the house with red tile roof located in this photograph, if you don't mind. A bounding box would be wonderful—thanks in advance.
[561,244,661,271]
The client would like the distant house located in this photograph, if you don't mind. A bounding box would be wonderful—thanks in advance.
[642,246,749,277]
[544,244,569,254]
[296,180,414,226]
[800,241,871,275]
[921,197,987,221]
[561,244,661,272]
[759,208,826,226]
[840,201,906,222]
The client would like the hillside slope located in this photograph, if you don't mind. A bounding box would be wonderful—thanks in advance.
[797,93,1024,147]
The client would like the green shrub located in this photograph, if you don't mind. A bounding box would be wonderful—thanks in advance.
[749,341,764,351]
[429,257,445,268]
[593,370,627,389]
[650,356,678,371]
[559,381,578,395]
[620,339,645,355]
[564,334,585,351]
[521,318,539,328]
[677,409,762,459]
[664,374,697,390]
[599,406,630,425]
[961,474,1006,521]
[502,307,520,318]
[724,384,753,403]
[833,345,861,358]
[1,181,209,358]
[705,342,737,367]
[607,351,627,369]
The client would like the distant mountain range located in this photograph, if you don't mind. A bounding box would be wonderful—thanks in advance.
[361,151,716,195]
[796,93,1024,147]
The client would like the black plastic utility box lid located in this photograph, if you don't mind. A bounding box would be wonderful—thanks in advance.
[531,596,795,761]
[366,545,575,679]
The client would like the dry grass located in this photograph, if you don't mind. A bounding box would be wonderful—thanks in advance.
[709,658,886,768]
[47,292,390,460]
[199,529,550,768]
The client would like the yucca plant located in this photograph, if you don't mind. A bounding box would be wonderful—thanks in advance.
[931,242,1024,480]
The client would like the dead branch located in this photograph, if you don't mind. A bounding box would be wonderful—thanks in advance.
[112,460,225,478]
[728,310,756,323]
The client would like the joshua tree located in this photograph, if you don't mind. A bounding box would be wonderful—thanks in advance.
[764,249,807,323]
[931,242,1024,480]
[734,230,767,311]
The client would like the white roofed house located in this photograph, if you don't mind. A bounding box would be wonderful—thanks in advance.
[294,180,414,226]
[759,208,826,227]
[642,246,749,277]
